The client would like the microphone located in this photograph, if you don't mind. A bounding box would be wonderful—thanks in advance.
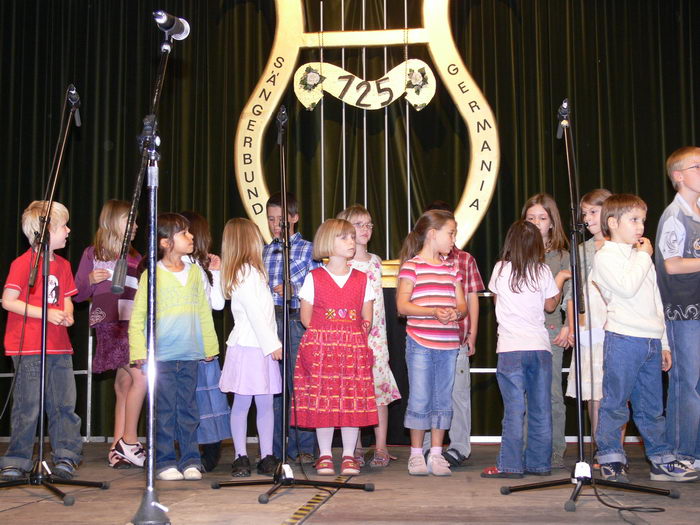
[153,11,190,40]
[68,84,82,128]
[556,98,569,140]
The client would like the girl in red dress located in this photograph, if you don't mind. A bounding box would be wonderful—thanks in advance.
[292,219,378,476]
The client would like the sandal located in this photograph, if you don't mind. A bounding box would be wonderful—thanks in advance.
[354,448,366,468]
[340,456,361,475]
[369,448,392,468]
[314,455,335,476]
[480,466,523,479]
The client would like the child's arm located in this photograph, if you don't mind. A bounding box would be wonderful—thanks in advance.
[396,278,441,318]
[2,287,67,325]
[594,245,652,299]
[63,296,74,326]
[544,269,569,313]
[466,291,479,356]
[452,281,468,322]
[300,298,312,328]
[361,299,374,338]
[128,274,148,365]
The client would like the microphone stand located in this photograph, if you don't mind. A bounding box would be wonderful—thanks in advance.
[499,100,679,510]
[0,86,108,504]
[127,14,187,525]
[211,105,375,502]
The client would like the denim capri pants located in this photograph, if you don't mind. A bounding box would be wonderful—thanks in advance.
[404,336,459,430]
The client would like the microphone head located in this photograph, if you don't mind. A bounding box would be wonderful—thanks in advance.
[172,19,190,41]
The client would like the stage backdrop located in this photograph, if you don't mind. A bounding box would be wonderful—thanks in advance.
[1,0,698,443]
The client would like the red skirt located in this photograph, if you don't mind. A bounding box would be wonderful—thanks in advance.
[291,326,378,428]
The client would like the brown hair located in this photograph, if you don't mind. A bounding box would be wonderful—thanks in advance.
[312,219,355,260]
[220,218,267,297]
[521,193,569,253]
[498,220,547,293]
[180,210,213,285]
[666,146,700,190]
[580,188,612,208]
[399,210,455,265]
[336,204,371,224]
[266,192,298,217]
[600,194,648,238]
[157,213,190,261]
[21,200,69,247]
[94,199,137,261]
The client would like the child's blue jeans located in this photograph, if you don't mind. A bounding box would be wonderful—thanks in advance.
[595,331,674,465]
[496,350,552,474]
[155,360,202,473]
[404,336,458,430]
[0,355,82,472]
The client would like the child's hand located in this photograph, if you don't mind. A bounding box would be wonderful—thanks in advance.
[661,349,672,372]
[635,237,653,256]
[133,359,146,368]
[203,356,215,362]
[63,312,74,327]
[208,254,221,271]
[272,284,284,295]
[556,269,572,281]
[89,268,111,285]
[553,326,570,348]
[466,334,477,357]
[271,348,283,361]
[47,309,67,326]
[435,307,453,324]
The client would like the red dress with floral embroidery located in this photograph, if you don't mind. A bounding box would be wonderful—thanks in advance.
[291,268,378,428]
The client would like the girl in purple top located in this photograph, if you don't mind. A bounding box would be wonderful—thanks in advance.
[75,200,146,468]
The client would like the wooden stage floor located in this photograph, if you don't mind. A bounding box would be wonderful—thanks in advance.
[1,442,698,524]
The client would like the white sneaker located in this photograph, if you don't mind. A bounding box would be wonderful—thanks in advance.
[157,467,184,481]
[114,438,146,467]
[693,459,700,470]
[407,454,428,476]
[427,454,452,476]
[183,466,202,480]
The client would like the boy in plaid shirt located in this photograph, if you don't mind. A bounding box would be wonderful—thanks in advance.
[263,192,320,464]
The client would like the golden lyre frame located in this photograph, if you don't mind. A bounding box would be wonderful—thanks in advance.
[234,0,500,264]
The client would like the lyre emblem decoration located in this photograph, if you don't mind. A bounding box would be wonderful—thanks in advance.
[235,0,500,251]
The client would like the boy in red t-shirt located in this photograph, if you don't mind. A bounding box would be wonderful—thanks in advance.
[0,201,82,481]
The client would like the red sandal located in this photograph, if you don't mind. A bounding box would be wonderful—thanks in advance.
[314,455,335,476]
[340,456,361,475]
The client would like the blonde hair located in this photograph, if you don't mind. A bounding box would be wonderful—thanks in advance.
[336,204,371,224]
[312,219,355,260]
[21,200,69,247]
[220,218,267,297]
[600,194,648,238]
[94,199,135,261]
[399,210,455,265]
[666,146,700,190]
[521,193,569,253]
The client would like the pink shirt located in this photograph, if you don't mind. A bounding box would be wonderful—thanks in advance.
[488,261,559,353]
[398,256,461,350]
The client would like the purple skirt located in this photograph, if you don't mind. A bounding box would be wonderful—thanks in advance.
[93,321,130,373]
[219,344,282,396]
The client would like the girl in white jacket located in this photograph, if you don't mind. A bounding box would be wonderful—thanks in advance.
[219,218,283,477]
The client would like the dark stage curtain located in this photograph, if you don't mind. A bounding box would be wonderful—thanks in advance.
[1,1,698,441]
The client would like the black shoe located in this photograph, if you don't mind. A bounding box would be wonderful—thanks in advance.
[231,455,251,478]
[443,448,469,468]
[256,455,280,476]
[201,442,222,472]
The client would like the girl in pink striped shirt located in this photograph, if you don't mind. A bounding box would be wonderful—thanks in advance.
[397,210,467,476]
